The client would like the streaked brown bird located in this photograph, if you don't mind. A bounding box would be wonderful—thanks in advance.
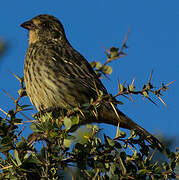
[21,14,163,151]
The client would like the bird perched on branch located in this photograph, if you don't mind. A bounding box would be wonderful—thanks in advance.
[21,14,163,151]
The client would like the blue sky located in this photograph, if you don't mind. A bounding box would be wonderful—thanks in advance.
[0,1,178,145]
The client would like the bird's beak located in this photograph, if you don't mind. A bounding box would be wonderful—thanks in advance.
[20,20,35,30]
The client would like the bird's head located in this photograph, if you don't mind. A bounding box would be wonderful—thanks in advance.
[21,14,67,44]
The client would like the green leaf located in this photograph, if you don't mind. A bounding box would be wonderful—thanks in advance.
[14,150,22,166]
[90,61,97,68]
[71,115,80,126]
[16,141,26,148]
[9,153,18,167]
[6,176,18,180]
[110,47,119,58]
[170,161,176,170]
[130,129,136,138]
[94,162,103,168]
[95,61,102,69]
[30,123,42,132]
[23,154,41,165]
[63,138,72,148]
[0,144,12,152]
[110,51,119,58]
[119,83,124,92]
[129,84,135,92]
[106,137,115,147]
[154,166,162,174]
[105,163,109,169]
[133,150,138,159]
[138,169,147,175]
[109,175,119,180]
[24,153,29,160]
[64,117,72,130]
[39,147,46,159]
[143,91,149,98]
[116,129,126,138]
[49,131,58,138]
[101,65,112,74]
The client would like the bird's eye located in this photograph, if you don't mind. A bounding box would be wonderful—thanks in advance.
[41,21,49,28]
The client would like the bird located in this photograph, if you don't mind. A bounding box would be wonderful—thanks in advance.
[21,14,164,151]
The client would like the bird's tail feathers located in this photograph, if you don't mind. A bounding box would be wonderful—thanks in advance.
[98,105,164,151]
[132,123,164,151]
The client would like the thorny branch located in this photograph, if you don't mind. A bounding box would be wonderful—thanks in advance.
[103,29,130,66]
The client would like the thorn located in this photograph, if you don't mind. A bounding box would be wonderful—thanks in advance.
[127,144,135,153]
[117,79,121,92]
[120,28,130,52]
[148,70,153,84]
[93,80,100,96]
[129,93,134,104]
[147,97,158,106]
[131,77,136,86]
[2,89,15,101]
[158,96,167,107]
[0,107,9,116]
[166,80,175,87]
[77,107,85,118]
[102,45,110,53]
[110,102,120,120]
[115,122,120,138]
[9,71,21,81]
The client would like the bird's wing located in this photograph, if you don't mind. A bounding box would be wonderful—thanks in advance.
[42,45,108,96]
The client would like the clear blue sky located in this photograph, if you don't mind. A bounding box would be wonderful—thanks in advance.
[0,1,178,144]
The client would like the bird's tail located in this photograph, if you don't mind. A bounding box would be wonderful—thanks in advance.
[96,104,164,151]
[131,122,164,151]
